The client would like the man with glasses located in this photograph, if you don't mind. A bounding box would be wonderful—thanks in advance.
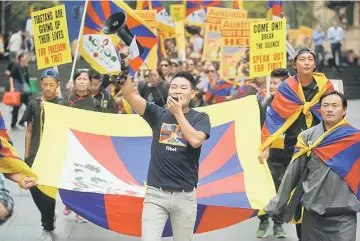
[259,48,334,240]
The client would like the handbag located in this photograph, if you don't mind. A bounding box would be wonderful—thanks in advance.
[2,91,21,106]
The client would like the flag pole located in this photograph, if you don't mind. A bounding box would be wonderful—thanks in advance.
[69,0,89,83]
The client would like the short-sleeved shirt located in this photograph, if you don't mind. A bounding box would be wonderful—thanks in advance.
[22,97,64,160]
[142,102,211,192]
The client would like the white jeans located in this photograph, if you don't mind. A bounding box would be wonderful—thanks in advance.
[142,186,197,241]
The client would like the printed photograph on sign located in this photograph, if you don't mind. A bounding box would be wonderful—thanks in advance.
[222,46,249,78]
[164,38,178,59]
[203,31,221,61]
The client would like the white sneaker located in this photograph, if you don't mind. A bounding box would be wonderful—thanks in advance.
[40,229,53,241]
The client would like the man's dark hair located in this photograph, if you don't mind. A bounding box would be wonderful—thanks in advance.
[270,68,289,81]
[171,71,196,89]
[91,71,101,81]
[17,53,25,61]
[320,90,348,109]
[293,48,316,62]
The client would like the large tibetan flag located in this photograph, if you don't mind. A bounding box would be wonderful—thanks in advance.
[292,120,360,200]
[0,111,36,178]
[33,96,275,238]
[261,73,334,152]
[80,0,157,75]
[185,0,222,26]
[267,0,283,20]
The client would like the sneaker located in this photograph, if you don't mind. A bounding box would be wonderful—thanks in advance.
[76,214,86,223]
[39,229,53,241]
[63,207,71,216]
[273,224,287,238]
[256,220,269,238]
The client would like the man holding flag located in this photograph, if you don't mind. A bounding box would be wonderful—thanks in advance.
[259,48,334,239]
[265,91,360,241]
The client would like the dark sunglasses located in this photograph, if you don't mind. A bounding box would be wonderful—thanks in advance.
[161,64,169,67]
[205,70,216,74]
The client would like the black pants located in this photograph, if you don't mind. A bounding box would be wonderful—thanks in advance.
[259,148,287,224]
[315,45,325,72]
[26,155,56,231]
[331,42,342,71]
[11,93,30,127]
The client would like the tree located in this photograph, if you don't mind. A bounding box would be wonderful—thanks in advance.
[284,1,314,28]
[7,1,57,32]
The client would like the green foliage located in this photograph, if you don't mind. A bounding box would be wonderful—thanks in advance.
[8,1,57,32]
[244,1,267,19]
[283,1,314,28]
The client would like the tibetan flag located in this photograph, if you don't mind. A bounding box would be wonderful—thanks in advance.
[80,0,157,75]
[261,73,334,152]
[136,0,151,10]
[204,79,232,104]
[267,0,283,20]
[185,0,222,25]
[285,120,360,223]
[0,111,36,178]
[33,96,276,238]
[150,1,175,31]
[233,0,244,9]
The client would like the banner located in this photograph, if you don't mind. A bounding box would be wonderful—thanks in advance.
[135,10,158,69]
[249,19,286,77]
[170,4,185,22]
[202,7,247,62]
[220,19,262,79]
[31,5,72,69]
[33,96,275,239]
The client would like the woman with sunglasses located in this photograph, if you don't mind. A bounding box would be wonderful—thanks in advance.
[159,59,171,82]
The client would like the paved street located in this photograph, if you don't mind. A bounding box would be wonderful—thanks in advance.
[1,100,360,241]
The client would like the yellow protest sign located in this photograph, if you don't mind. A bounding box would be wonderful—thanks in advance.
[135,10,157,69]
[202,7,247,62]
[170,4,185,22]
[31,5,72,69]
[220,18,263,79]
[249,19,286,77]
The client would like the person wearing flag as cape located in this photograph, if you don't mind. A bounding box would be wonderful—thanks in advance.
[264,91,360,241]
[0,112,37,223]
[258,48,334,240]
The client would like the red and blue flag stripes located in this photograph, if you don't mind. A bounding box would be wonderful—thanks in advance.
[205,80,232,104]
[59,121,258,237]
[294,123,360,200]
[261,75,334,145]
[186,0,222,16]
[84,0,157,75]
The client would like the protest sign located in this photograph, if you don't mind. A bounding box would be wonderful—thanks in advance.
[170,4,185,22]
[31,5,72,69]
[220,18,262,79]
[202,7,247,62]
[135,10,158,69]
[249,19,286,77]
